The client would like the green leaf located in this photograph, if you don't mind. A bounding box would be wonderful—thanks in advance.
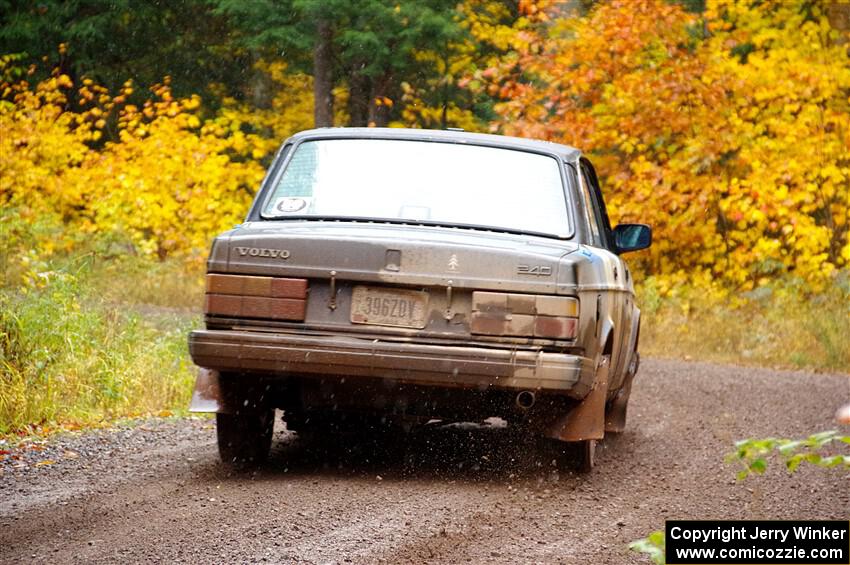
[786,456,802,473]
[809,430,838,446]
[648,531,666,547]
[818,455,843,468]
[629,531,666,565]
[777,440,803,455]
[749,458,767,474]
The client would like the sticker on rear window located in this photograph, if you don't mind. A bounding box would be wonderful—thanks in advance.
[275,197,310,213]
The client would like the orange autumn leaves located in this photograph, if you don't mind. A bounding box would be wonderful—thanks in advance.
[480,0,850,291]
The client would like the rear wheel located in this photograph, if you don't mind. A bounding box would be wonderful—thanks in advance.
[217,408,274,469]
[577,439,596,473]
[535,436,597,473]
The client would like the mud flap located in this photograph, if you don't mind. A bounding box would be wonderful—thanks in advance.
[545,357,609,442]
[189,368,229,413]
[604,371,633,433]
[605,352,638,433]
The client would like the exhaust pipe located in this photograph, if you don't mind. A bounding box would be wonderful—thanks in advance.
[515,390,536,410]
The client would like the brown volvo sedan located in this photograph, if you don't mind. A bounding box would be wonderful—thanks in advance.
[188,128,651,471]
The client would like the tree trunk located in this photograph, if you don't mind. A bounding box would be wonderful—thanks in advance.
[347,65,370,127]
[250,52,274,110]
[367,74,393,127]
[313,20,334,127]
[826,2,850,35]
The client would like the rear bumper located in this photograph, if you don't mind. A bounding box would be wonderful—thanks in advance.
[188,329,594,399]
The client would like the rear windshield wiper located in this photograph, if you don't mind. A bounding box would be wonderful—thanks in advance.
[260,215,569,240]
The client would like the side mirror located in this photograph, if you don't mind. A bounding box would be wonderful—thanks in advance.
[613,223,652,254]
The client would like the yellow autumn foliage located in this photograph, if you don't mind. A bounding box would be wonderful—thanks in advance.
[0,62,284,268]
[80,82,267,261]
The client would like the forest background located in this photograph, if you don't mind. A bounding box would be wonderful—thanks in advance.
[1,0,848,434]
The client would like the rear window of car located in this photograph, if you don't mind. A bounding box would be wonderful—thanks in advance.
[261,138,571,238]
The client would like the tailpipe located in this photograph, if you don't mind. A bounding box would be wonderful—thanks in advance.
[515,390,536,411]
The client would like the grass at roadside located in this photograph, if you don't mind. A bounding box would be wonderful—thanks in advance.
[639,275,850,373]
[0,254,203,437]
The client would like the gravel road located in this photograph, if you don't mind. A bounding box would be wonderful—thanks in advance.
[2,358,848,564]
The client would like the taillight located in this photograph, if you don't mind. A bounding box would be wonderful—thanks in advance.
[470,291,578,339]
[205,274,308,321]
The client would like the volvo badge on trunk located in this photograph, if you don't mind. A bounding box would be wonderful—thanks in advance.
[235,247,291,259]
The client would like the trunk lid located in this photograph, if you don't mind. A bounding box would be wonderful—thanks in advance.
[209,221,579,294]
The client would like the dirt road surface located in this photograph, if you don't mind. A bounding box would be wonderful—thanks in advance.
[2,358,848,564]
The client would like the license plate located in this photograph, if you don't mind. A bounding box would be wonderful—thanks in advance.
[350,286,429,329]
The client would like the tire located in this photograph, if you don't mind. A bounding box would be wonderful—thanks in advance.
[577,439,596,473]
[216,408,274,469]
[536,437,597,473]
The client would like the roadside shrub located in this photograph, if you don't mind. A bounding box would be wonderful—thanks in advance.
[729,431,850,479]
[0,259,198,435]
[0,58,266,264]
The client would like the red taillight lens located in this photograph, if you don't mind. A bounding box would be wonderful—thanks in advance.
[470,291,578,339]
[205,274,308,321]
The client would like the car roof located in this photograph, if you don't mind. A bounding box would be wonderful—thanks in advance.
[288,127,582,162]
